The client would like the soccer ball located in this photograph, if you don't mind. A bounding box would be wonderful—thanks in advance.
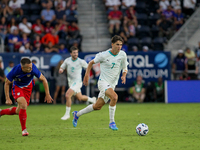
[136,123,149,136]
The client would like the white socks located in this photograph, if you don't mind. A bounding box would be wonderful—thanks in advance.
[65,106,71,116]
[77,104,94,117]
[109,105,116,123]
[87,97,94,103]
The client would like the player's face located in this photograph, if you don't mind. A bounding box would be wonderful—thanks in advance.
[112,40,123,54]
[21,63,32,73]
[70,50,78,60]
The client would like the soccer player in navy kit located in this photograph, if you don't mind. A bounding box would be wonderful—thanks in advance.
[0,58,53,136]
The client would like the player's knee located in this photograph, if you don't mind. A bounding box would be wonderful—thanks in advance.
[111,94,118,103]
[65,94,71,100]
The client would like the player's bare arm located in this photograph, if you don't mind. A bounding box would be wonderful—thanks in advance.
[4,78,13,105]
[39,74,53,103]
[83,60,95,86]
[121,71,127,84]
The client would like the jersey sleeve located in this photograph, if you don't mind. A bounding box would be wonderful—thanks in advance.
[94,52,104,64]
[32,63,41,78]
[60,59,68,69]
[81,59,88,69]
[6,66,17,82]
[121,52,129,70]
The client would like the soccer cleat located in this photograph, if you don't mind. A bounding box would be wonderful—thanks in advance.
[109,122,118,131]
[22,129,29,136]
[72,111,79,127]
[92,97,97,104]
[61,115,70,120]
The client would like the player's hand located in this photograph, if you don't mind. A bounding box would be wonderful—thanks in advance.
[59,68,63,74]
[121,75,126,84]
[83,74,89,86]
[44,94,53,103]
[5,98,13,105]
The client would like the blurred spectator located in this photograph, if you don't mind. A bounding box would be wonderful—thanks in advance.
[19,43,31,53]
[0,0,9,17]
[4,61,14,76]
[53,60,67,104]
[7,17,18,34]
[33,42,43,53]
[119,31,128,43]
[41,2,56,24]
[59,43,69,53]
[108,5,123,34]
[0,58,5,105]
[183,0,196,17]
[66,0,77,12]
[19,17,32,36]
[142,46,149,52]
[54,0,66,11]
[162,5,175,22]
[8,28,21,52]
[179,72,191,80]
[41,0,53,9]
[8,0,23,16]
[32,18,44,36]
[123,20,136,38]
[172,49,186,80]
[21,33,30,45]
[31,60,40,104]
[132,45,138,52]
[195,41,200,58]
[157,0,170,14]
[185,47,195,59]
[157,15,172,39]
[33,34,42,47]
[154,77,164,102]
[68,22,80,39]
[55,2,66,21]
[0,16,7,41]
[55,19,68,33]
[173,8,184,31]
[44,21,54,34]
[41,28,59,47]
[121,0,136,12]
[123,6,138,27]
[129,75,146,103]
[44,41,59,53]
[105,0,121,12]
[171,0,181,10]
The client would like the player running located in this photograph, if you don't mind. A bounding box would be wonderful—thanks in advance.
[72,35,129,130]
[59,46,96,120]
[0,58,53,136]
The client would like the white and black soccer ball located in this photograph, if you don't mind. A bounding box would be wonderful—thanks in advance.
[136,123,149,136]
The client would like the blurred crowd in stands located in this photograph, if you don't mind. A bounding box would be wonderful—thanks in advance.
[104,0,199,52]
[0,0,82,53]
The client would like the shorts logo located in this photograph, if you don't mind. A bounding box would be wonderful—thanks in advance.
[17,92,20,96]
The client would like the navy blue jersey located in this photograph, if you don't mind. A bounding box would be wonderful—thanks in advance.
[7,63,41,88]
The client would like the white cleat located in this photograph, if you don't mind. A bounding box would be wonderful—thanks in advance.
[92,97,97,104]
[61,115,70,120]
[22,129,29,136]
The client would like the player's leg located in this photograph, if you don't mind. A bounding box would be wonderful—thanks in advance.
[61,88,74,120]
[105,88,118,131]
[76,92,96,104]
[72,98,105,127]
[61,86,66,104]
[0,106,17,116]
[16,96,29,136]
[53,85,61,104]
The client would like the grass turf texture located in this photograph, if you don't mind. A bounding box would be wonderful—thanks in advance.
[0,103,200,150]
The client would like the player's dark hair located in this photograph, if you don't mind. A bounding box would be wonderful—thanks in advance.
[70,46,78,53]
[21,58,31,66]
[111,35,124,44]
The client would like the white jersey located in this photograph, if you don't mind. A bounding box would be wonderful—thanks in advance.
[60,57,88,86]
[94,49,129,87]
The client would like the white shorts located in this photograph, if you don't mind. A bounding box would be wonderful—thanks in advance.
[69,82,82,95]
[97,80,115,103]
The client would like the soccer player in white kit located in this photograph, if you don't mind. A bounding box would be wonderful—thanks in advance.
[59,46,96,120]
[72,35,129,130]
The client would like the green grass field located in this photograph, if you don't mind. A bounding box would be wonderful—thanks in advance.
[0,103,200,150]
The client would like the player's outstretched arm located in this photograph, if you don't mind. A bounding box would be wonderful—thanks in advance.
[83,60,95,86]
[4,78,13,105]
[39,74,53,103]
[121,71,127,84]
